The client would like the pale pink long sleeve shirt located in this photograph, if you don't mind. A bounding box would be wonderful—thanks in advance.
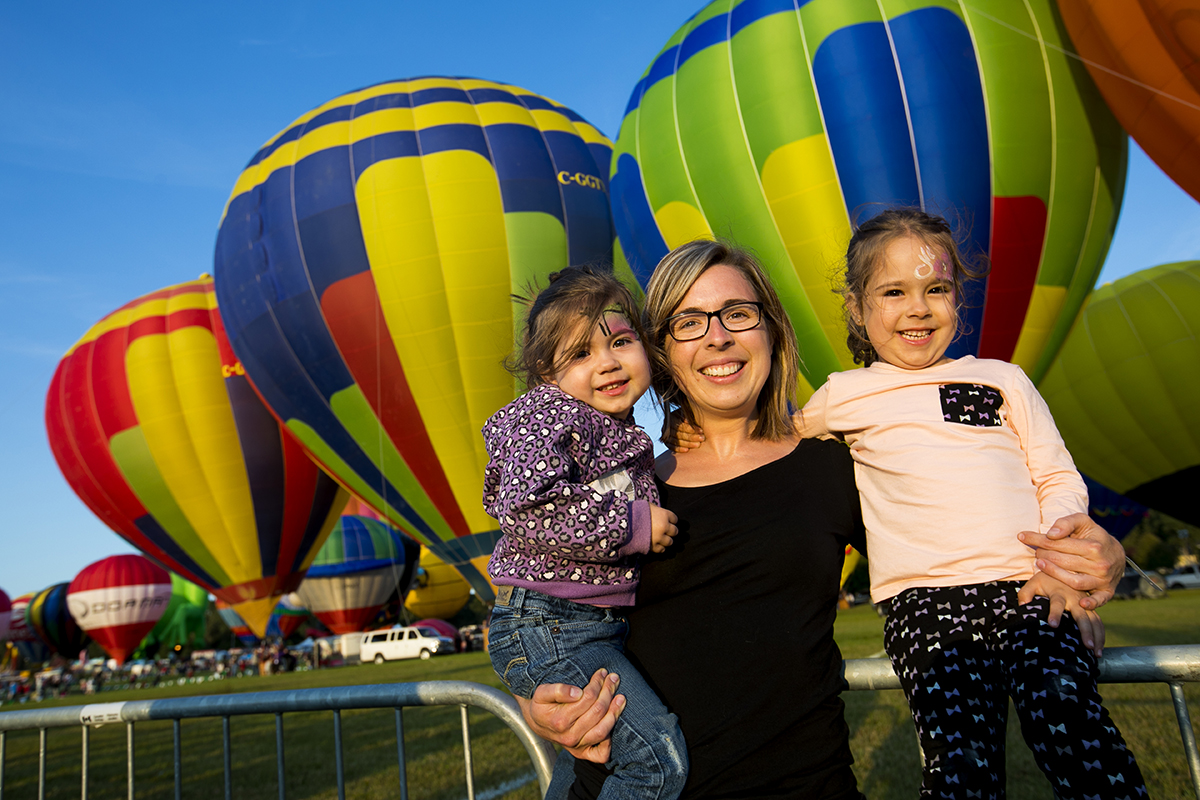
[801,356,1087,603]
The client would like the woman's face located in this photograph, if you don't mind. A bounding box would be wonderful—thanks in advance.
[664,264,773,423]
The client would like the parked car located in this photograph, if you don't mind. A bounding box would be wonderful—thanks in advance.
[1166,564,1200,590]
[360,626,454,663]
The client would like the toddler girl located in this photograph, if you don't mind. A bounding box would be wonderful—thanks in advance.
[802,208,1145,798]
[483,265,686,799]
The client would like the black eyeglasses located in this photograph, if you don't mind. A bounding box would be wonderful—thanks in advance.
[664,302,765,342]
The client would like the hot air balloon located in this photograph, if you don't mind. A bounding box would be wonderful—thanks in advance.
[1040,261,1200,525]
[0,588,10,642]
[137,573,209,657]
[28,583,90,659]
[7,593,50,665]
[404,547,470,620]
[213,77,620,602]
[611,0,1126,399]
[1082,475,1149,541]
[67,555,173,664]
[295,501,419,634]
[268,594,307,640]
[45,276,348,635]
[1057,0,1200,202]
[216,600,258,646]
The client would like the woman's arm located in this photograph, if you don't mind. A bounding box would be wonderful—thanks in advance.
[516,669,625,763]
[1018,514,1125,608]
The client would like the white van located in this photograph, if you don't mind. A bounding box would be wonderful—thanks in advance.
[360,626,454,663]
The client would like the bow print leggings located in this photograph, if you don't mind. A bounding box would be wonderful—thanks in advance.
[882,581,1146,800]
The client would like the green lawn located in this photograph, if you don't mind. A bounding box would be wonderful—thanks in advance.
[1,592,1198,799]
[837,590,1200,800]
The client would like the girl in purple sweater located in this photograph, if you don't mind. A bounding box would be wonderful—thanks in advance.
[483,266,686,800]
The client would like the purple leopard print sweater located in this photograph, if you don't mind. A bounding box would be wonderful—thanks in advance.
[482,383,657,606]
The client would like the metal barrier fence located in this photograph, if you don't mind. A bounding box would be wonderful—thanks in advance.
[0,645,1196,799]
[845,644,1200,800]
[0,680,556,800]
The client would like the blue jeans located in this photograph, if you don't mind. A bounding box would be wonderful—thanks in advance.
[488,587,687,800]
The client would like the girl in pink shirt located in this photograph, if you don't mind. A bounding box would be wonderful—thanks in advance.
[812,208,1144,799]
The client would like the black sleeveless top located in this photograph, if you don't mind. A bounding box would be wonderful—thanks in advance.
[570,438,867,799]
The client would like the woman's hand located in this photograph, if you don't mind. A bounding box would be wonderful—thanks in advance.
[515,668,625,763]
[1017,513,1124,609]
[1017,572,1106,657]
[662,411,705,454]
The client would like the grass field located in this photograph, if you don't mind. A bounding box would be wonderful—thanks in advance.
[2,592,1198,799]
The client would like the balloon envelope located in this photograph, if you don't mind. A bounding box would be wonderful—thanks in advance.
[68,555,173,664]
[404,547,470,620]
[611,0,1126,397]
[1083,475,1149,541]
[296,506,418,634]
[1057,0,1200,202]
[1040,261,1200,525]
[268,594,307,640]
[8,593,51,665]
[28,583,90,659]
[213,78,619,602]
[0,588,10,641]
[216,600,258,646]
[45,276,347,635]
[138,573,209,656]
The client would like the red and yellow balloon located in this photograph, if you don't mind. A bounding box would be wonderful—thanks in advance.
[45,277,347,635]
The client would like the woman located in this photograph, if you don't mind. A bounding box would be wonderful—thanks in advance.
[517,239,1124,798]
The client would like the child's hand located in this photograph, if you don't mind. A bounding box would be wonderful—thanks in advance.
[1018,572,1106,657]
[663,411,705,453]
[650,504,679,553]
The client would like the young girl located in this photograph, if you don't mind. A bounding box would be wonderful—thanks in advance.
[804,208,1145,798]
[483,265,687,800]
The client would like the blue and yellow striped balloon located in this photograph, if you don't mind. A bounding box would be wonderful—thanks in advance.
[214,78,618,600]
[611,0,1126,397]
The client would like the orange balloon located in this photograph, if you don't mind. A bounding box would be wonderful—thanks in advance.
[1058,0,1200,200]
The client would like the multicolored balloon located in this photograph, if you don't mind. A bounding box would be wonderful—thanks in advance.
[28,583,90,659]
[45,277,347,635]
[216,599,258,646]
[0,588,10,641]
[213,77,619,601]
[7,593,51,664]
[1083,475,1149,541]
[68,555,173,664]
[269,594,307,640]
[295,499,419,634]
[611,0,1126,397]
[137,573,209,656]
[404,547,470,620]
[1057,0,1200,202]
[1040,261,1200,525]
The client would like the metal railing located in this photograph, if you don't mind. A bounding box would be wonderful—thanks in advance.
[0,680,555,800]
[0,645,1196,799]
[844,644,1200,800]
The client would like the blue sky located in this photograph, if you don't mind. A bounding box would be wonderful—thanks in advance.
[3,2,1199,596]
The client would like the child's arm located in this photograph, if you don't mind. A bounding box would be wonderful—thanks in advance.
[1017,571,1105,657]
[1005,368,1088,529]
[483,408,653,564]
